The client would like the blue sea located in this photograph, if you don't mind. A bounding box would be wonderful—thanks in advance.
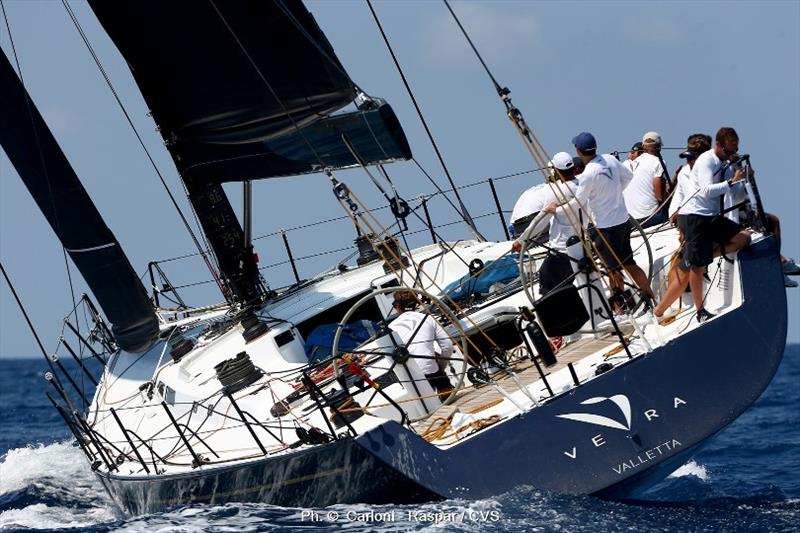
[1,347,797,532]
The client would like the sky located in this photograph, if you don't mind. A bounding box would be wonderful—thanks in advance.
[1,0,798,358]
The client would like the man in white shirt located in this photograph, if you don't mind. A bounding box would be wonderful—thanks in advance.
[672,127,751,322]
[388,291,454,399]
[669,134,712,223]
[511,152,580,294]
[624,132,668,228]
[508,181,552,240]
[545,132,656,312]
[621,141,643,174]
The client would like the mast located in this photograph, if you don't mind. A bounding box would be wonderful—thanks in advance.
[0,51,158,353]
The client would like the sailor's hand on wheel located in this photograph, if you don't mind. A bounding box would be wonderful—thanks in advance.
[544,202,558,214]
[731,168,746,184]
[511,240,522,253]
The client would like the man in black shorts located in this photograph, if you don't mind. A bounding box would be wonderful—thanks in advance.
[674,127,751,322]
[545,132,656,314]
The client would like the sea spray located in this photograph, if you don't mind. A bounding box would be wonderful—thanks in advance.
[0,441,117,530]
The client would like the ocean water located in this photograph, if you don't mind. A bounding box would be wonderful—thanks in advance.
[1,347,797,532]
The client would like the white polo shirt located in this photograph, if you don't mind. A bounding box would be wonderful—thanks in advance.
[679,149,733,216]
[388,311,453,375]
[668,164,691,218]
[548,179,580,252]
[623,152,664,219]
[622,158,639,174]
[510,183,553,223]
[557,154,633,229]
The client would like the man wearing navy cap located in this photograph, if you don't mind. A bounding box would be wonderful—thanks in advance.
[545,132,656,312]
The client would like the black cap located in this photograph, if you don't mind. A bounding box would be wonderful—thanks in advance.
[679,148,704,160]
[631,141,643,152]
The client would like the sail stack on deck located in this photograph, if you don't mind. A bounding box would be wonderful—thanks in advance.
[89,0,412,302]
[0,51,158,353]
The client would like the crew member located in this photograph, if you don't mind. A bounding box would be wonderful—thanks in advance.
[623,132,668,227]
[661,127,751,323]
[669,133,712,223]
[512,152,580,295]
[508,166,562,240]
[622,141,643,173]
[545,132,656,313]
[388,291,454,400]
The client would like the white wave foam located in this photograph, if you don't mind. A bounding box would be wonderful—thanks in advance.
[0,503,115,531]
[0,441,97,495]
[668,460,709,481]
[0,441,117,530]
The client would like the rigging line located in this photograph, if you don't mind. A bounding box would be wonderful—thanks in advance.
[411,158,475,225]
[153,164,541,265]
[61,248,80,337]
[272,0,365,96]
[1,1,83,323]
[339,181,504,353]
[441,1,607,279]
[0,262,63,387]
[441,3,598,263]
[58,1,225,296]
[442,0,502,93]
[365,0,485,242]
[345,138,473,269]
[208,0,327,169]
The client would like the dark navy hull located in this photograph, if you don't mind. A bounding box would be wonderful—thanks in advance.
[98,238,787,514]
[357,238,787,500]
[97,437,440,515]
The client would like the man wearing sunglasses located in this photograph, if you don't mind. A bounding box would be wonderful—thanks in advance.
[672,127,751,323]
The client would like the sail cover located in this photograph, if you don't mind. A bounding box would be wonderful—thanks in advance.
[89,0,412,185]
[0,51,159,353]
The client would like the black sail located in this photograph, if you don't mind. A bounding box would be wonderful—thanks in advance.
[88,0,411,183]
[89,0,412,302]
[0,51,158,353]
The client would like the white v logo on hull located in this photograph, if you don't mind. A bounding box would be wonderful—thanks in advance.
[556,394,632,431]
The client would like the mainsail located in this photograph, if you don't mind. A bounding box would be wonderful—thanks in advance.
[90,0,411,301]
[0,51,158,353]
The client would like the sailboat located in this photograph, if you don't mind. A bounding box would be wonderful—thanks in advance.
[0,0,787,516]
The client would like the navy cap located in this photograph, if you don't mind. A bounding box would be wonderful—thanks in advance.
[572,132,597,152]
[679,148,704,160]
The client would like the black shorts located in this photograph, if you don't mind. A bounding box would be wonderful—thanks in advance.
[594,220,635,271]
[678,214,741,270]
[539,252,574,294]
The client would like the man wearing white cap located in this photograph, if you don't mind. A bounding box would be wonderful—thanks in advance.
[512,152,581,294]
[545,132,656,312]
[623,131,668,228]
[509,151,575,242]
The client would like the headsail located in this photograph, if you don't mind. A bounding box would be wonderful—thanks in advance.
[0,51,158,353]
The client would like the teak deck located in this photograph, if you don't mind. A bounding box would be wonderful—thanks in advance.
[412,334,625,433]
